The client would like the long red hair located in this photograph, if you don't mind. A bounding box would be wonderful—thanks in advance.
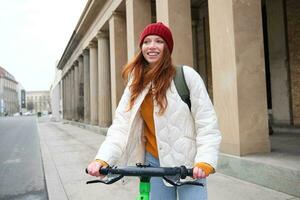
[122,47,176,114]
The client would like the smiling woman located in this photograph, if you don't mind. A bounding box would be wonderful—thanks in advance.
[87,22,221,200]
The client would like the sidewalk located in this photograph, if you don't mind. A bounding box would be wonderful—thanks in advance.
[37,120,299,200]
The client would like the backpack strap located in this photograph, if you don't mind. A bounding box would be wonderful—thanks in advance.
[174,65,191,110]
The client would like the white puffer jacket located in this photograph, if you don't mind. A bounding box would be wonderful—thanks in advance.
[95,66,221,169]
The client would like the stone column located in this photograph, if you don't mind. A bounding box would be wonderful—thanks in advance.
[83,49,91,124]
[65,73,69,119]
[109,12,127,117]
[156,0,194,66]
[208,0,270,155]
[67,71,71,120]
[59,80,62,119]
[63,76,67,119]
[78,56,84,122]
[126,0,151,60]
[89,41,98,125]
[70,66,75,121]
[62,76,66,119]
[74,61,79,121]
[97,31,112,127]
[67,69,71,120]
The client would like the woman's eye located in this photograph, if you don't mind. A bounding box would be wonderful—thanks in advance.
[143,40,149,44]
[157,40,164,43]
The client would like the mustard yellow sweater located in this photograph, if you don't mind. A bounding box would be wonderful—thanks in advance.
[140,92,214,176]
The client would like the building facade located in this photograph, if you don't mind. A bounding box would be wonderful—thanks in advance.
[0,66,19,116]
[57,0,300,157]
[26,91,51,114]
[50,68,63,121]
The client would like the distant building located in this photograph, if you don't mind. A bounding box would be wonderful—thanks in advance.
[17,83,26,114]
[26,91,51,114]
[0,66,19,116]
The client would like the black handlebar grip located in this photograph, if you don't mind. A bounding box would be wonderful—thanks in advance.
[99,167,109,175]
[187,168,193,177]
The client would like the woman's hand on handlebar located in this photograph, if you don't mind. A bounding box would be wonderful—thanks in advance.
[87,160,108,177]
[193,162,214,179]
[193,166,208,179]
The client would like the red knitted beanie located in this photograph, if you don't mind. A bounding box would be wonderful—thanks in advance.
[139,22,174,54]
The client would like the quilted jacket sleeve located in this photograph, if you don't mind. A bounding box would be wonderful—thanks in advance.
[94,83,132,166]
[183,66,222,169]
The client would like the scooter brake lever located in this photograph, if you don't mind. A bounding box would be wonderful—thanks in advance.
[86,175,124,184]
[162,176,204,187]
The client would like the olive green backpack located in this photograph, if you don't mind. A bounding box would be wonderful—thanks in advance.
[173,66,191,110]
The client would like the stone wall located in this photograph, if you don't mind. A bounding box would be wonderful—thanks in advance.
[286,0,300,125]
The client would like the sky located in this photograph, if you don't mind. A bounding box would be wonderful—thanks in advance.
[0,0,88,91]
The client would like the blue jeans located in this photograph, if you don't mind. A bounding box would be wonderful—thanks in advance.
[145,152,207,200]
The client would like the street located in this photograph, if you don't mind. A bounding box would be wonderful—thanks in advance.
[0,116,48,200]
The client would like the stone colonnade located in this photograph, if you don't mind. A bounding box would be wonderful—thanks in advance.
[59,0,271,156]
